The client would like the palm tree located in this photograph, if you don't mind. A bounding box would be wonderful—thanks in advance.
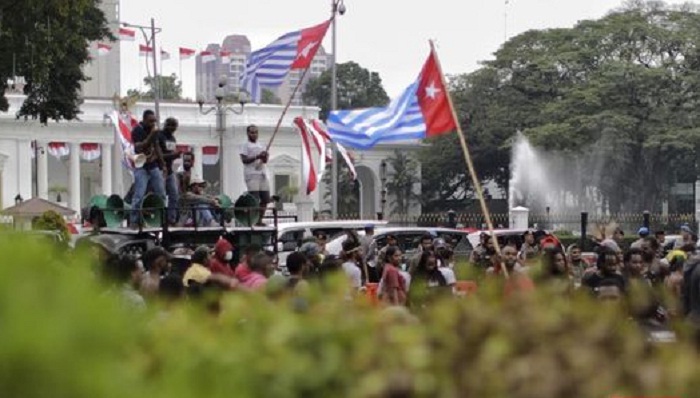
[322,162,360,218]
[385,150,421,216]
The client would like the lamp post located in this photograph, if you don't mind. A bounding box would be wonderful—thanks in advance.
[330,0,347,219]
[14,194,23,206]
[379,160,387,220]
[197,75,248,195]
[122,19,162,122]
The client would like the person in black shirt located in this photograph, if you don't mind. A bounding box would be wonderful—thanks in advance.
[129,110,166,227]
[582,246,626,294]
[159,117,182,225]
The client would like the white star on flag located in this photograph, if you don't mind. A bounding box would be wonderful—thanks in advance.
[425,82,441,99]
[297,41,318,61]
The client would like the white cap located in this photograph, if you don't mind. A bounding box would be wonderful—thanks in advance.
[189,175,206,186]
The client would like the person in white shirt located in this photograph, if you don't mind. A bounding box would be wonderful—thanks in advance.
[341,239,363,291]
[239,124,270,221]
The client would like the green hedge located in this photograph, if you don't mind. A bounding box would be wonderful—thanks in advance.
[0,234,698,398]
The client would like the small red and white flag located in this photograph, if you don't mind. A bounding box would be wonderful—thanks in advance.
[139,44,153,57]
[97,43,112,56]
[176,145,192,153]
[200,51,215,63]
[220,51,232,64]
[48,142,70,159]
[202,146,219,165]
[160,49,171,61]
[179,47,196,60]
[119,27,136,42]
[80,143,101,162]
[109,110,139,171]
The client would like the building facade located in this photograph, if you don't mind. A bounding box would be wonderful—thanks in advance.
[0,95,421,220]
[82,0,121,98]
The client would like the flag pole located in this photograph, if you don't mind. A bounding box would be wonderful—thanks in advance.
[265,66,311,152]
[429,40,510,279]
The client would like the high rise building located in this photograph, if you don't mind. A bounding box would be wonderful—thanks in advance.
[195,34,330,105]
[82,0,121,98]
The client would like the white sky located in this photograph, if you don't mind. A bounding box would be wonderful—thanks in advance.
[119,0,690,99]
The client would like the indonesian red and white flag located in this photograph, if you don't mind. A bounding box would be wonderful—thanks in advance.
[220,51,232,64]
[109,110,139,171]
[179,47,196,60]
[160,49,171,61]
[80,143,101,162]
[202,146,219,165]
[48,142,70,159]
[119,28,135,42]
[97,43,112,56]
[139,44,153,57]
[200,51,215,63]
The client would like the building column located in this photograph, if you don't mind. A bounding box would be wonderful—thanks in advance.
[101,143,113,195]
[37,141,49,200]
[192,145,203,180]
[69,142,82,212]
[17,140,32,201]
[222,130,243,200]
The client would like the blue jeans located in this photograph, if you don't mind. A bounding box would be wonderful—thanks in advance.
[165,173,179,224]
[195,205,215,226]
[130,167,166,225]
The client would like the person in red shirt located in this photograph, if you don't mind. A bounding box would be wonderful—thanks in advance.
[209,238,235,277]
[235,244,262,283]
[381,246,407,306]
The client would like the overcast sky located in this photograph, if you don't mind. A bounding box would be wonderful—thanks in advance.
[119,0,690,99]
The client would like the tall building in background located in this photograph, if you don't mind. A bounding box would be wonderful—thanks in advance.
[82,0,121,98]
[195,34,330,104]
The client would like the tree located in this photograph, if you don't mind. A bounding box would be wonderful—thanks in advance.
[126,74,182,101]
[385,150,421,216]
[32,210,70,245]
[302,61,390,120]
[421,0,700,213]
[0,0,112,123]
[261,88,282,105]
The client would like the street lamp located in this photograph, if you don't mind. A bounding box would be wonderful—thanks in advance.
[122,19,162,122]
[379,160,387,220]
[197,75,249,195]
[32,140,44,198]
[14,194,23,206]
[330,0,346,220]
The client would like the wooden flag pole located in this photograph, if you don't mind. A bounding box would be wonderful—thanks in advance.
[429,41,510,279]
[265,64,312,152]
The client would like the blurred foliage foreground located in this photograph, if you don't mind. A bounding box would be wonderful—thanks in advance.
[1,236,699,398]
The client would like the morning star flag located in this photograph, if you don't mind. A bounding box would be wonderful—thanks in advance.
[241,19,331,102]
[327,47,458,150]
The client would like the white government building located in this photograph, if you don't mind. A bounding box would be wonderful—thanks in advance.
[0,94,421,221]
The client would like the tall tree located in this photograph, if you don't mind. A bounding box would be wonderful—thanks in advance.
[0,0,112,123]
[302,61,389,120]
[261,88,281,105]
[127,74,183,101]
[385,150,421,216]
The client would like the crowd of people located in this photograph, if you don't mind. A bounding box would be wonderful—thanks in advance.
[125,109,270,228]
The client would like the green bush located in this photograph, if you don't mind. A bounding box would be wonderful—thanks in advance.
[0,234,698,398]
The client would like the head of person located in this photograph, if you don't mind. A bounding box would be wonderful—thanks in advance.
[596,246,619,276]
[249,252,273,277]
[681,243,696,256]
[385,234,398,247]
[479,232,488,245]
[681,224,693,240]
[654,230,666,244]
[568,244,582,262]
[189,176,206,194]
[596,278,623,304]
[214,238,234,262]
[192,246,211,267]
[417,250,438,273]
[501,245,519,271]
[523,230,535,245]
[384,246,402,266]
[364,224,375,236]
[623,248,645,278]
[243,243,262,263]
[433,238,451,261]
[542,246,568,276]
[611,228,624,242]
[246,124,259,143]
[640,237,659,263]
[142,247,171,275]
[637,227,650,239]
[342,239,361,262]
[316,232,328,248]
[419,234,433,251]
[299,242,321,266]
[484,235,495,253]
[163,117,178,134]
[286,252,308,277]
[142,110,157,130]
[103,254,142,287]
